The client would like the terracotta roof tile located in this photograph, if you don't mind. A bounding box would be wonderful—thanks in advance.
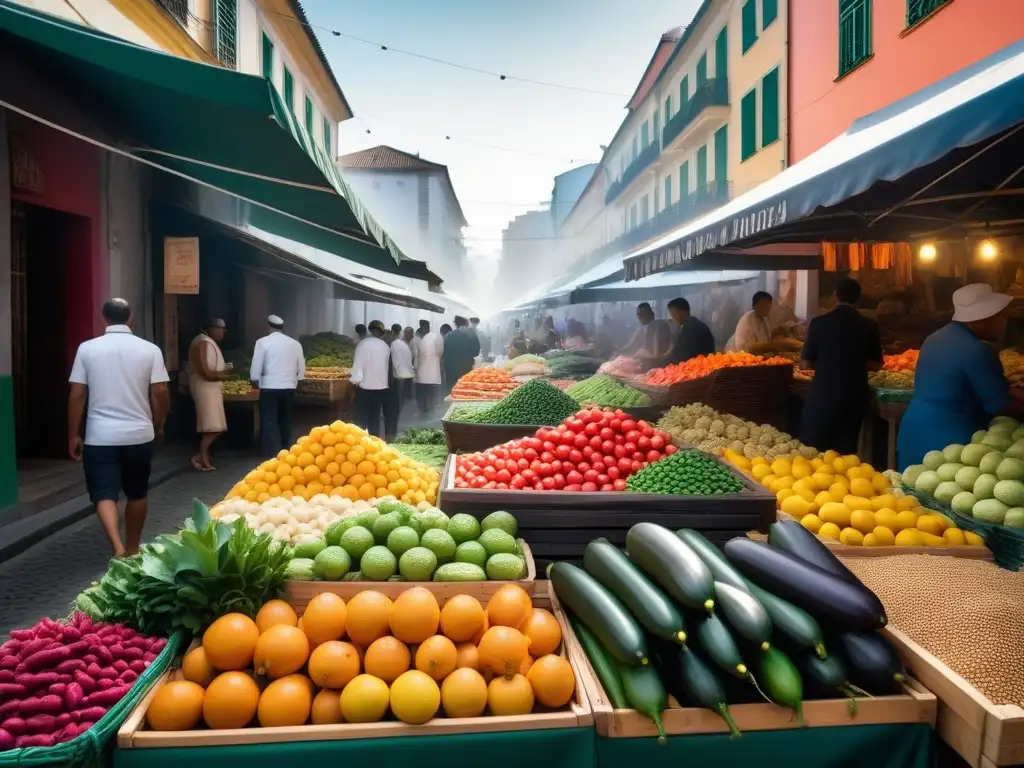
[337,145,448,171]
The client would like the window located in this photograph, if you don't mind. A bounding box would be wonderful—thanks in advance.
[906,0,949,28]
[696,146,708,192]
[632,135,639,161]
[742,0,758,52]
[664,175,672,208]
[664,95,672,120]
[629,204,638,230]
[322,117,331,153]
[741,88,757,160]
[653,109,660,139]
[761,67,780,146]
[214,0,237,69]
[762,0,778,29]
[714,125,728,186]
[641,121,649,148]
[679,75,689,108]
[282,66,294,112]
[304,96,314,135]
[640,195,649,221]
[839,0,872,76]
[679,161,689,198]
[261,32,274,80]
[654,186,660,215]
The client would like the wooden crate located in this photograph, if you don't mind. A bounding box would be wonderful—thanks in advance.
[116,589,591,748]
[438,455,776,570]
[884,626,1024,766]
[561,600,936,737]
[296,379,352,406]
[749,528,995,561]
[441,404,542,454]
[282,540,538,611]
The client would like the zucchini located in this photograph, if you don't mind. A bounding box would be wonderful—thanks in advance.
[724,539,888,630]
[568,614,629,709]
[694,613,748,680]
[748,584,827,660]
[768,519,862,584]
[677,529,750,591]
[797,650,861,716]
[619,662,669,744]
[677,647,741,739]
[584,539,687,644]
[648,635,686,706]
[757,646,804,725]
[550,562,648,666]
[627,523,715,613]
[714,581,772,650]
[833,631,906,696]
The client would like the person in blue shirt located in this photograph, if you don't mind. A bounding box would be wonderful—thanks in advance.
[898,284,1012,469]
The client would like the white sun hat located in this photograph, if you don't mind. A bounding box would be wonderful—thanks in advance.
[952,283,1013,323]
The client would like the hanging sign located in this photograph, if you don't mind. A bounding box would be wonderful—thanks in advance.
[164,236,199,294]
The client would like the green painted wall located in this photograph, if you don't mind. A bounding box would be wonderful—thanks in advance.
[0,376,16,508]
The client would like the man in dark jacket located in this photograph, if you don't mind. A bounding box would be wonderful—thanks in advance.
[443,316,480,393]
[665,297,716,363]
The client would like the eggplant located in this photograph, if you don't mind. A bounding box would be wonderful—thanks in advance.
[768,519,862,584]
[723,538,887,630]
[833,630,906,696]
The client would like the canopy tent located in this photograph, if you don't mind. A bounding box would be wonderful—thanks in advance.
[624,38,1024,281]
[0,0,433,281]
[569,270,761,305]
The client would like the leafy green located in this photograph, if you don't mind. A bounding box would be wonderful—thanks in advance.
[75,499,292,636]
[393,444,448,470]
[392,427,445,445]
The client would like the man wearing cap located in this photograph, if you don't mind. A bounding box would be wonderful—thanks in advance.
[351,320,392,438]
[898,283,1012,469]
[251,315,305,456]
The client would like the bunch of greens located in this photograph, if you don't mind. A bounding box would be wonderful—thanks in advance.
[454,379,580,426]
[392,427,445,445]
[547,354,602,380]
[75,500,292,636]
[392,444,448,470]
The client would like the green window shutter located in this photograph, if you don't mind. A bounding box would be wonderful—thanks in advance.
[839,0,872,76]
[632,135,639,160]
[680,75,689,110]
[714,124,728,187]
[304,96,314,134]
[762,0,778,29]
[641,121,649,147]
[742,0,758,53]
[654,185,660,214]
[322,117,331,153]
[653,109,660,139]
[261,32,274,80]
[630,205,637,229]
[715,27,728,82]
[696,146,708,193]
[664,95,672,120]
[640,195,649,221]
[282,67,294,112]
[761,67,780,146]
[664,175,672,207]
[696,53,708,86]
[679,161,689,198]
[741,88,757,160]
[907,0,952,27]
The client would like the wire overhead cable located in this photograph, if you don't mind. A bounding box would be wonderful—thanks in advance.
[262,7,630,98]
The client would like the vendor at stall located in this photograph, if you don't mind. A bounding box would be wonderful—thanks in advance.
[655,297,715,364]
[898,283,1012,469]
[622,302,673,362]
[726,291,774,352]
[799,278,883,455]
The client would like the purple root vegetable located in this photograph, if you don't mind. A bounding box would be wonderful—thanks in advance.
[1,718,26,736]
[0,728,12,751]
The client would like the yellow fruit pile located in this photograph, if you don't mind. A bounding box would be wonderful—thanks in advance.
[226,421,440,506]
[145,587,576,732]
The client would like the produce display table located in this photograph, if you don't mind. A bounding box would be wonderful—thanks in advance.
[295,379,353,417]
[224,391,260,441]
[440,403,543,453]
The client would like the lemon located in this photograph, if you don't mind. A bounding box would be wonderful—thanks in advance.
[873,508,898,531]
[849,478,875,498]
[896,495,920,511]
[811,473,834,491]
[828,483,850,502]
[770,477,795,494]
[761,474,777,488]
[872,526,896,546]
[849,509,875,534]
[800,513,824,533]
[771,458,793,478]
[822,450,840,464]
[818,522,842,540]
[819,502,852,527]
[871,494,896,511]
[833,458,849,474]
[752,464,772,480]
[842,454,861,469]
[781,495,811,518]
[915,515,943,536]
[796,487,817,504]
[839,527,864,546]
[792,461,812,479]
[792,477,815,495]
[862,533,879,546]
[893,510,920,531]
[843,495,873,512]
[964,531,985,546]
[943,528,966,546]
[810,457,824,470]
[894,528,924,546]
[815,490,834,508]
[752,456,768,467]
[919,532,947,547]
[777,488,795,504]
[872,473,892,494]
[340,674,391,723]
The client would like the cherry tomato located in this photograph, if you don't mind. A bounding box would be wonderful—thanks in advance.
[471,476,487,488]
[518,458,530,471]
[582,446,595,460]
[665,444,678,455]
[540,451,555,463]
[615,433,625,445]
[633,452,645,462]
[583,469,600,483]
[527,437,543,451]
[584,422,599,437]
[623,442,637,455]
[581,482,598,493]
[621,419,637,432]
[551,459,563,474]
[610,418,622,431]
[569,449,584,464]
[606,466,620,480]
[589,435,604,451]
[650,435,666,451]
[555,444,571,461]
[597,473,610,485]
[631,460,643,473]
[577,462,591,473]
[524,448,539,461]
[482,465,497,481]
[565,484,582,492]
[560,431,576,446]
[496,482,508,490]
[626,430,642,444]
[522,469,537,483]
[541,462,555,478]
[534,482,545,491]
[613,478,628,491]
[642,426,655,439]
[542,441,556,453]
[601,440,616,455]
[553,473,566,489]
[613,444,627,459]
[567,418,585,433]
[617,457,633,473]
[511,475,527,489]
[567,470,583,485]
[600,483,614,492]
[647,450,662,463]
[573,433,589,449]
[637,436,652,452]
[510,448,523,461]
[496,468,512,484]
[542,477,556,490]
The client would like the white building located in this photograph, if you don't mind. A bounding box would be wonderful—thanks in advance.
[337,146,470,296]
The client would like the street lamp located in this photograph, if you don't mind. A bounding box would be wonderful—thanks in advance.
[919,243,937,262]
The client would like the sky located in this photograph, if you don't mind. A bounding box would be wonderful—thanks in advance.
[303,0,702,269]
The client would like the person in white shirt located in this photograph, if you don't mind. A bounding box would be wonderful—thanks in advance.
[250,315,305,456]
[414,320,444,414]
[727,291,774,352]
[350,320,392,439]
[68,299,170,557]
[389,327,415,430]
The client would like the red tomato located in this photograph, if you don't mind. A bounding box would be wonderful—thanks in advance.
[569,449,584,464]
[610,418,622,431]
[573,433,589,449]
[534,482,545,491]
[560,431,576,446]
[482,466,496,481]
[542,477,556,490]
[553,473,566,489]
[567,418,585,433]
[601,440,616,455]
[517,458,529,471]
[599,427,615,441]
[589,435,604,451]
[615,433,625,445]
[471,476,486,488]
[496,482,508,490]
[632,452,645,462]
[582,446,595,460]
[542,441,556,453]
[614,409,626,418]
[637,436,652,451]
[524,448,539,461]
[597,474,610,485]
[540,451,555,463]
[522,469,537,483]
[623,442,637,455]
[589,458,604,473]
[617,457,633,473]
[565,484,582,492]
[527,437,543,451]
[510,448,523,461]
[600,484,614,492]
[551,460,563,474]
[555,444,571,461]
[540,462,555,478]
[511,475,527,489]
[581,482,598,492]
[613,444,627,459]
[631,460,643,473]
[621,419,637,432]
[583,469,600,483]
[567,470,583,485]
[650,435,666,451]
[613,478,628,491]
[626,430,641,444]
[496,468,512,484]
[577,462,591,473]
[584,422,599,437]
[607,466,621,480]
[665,444,678,455]
[647,450,662,463]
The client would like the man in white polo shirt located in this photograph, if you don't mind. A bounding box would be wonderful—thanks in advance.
[68,298,170,557]
[250,314,305,456]
[351,320,392,439]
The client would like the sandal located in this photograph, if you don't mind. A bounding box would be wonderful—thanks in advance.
[190,457,211,472]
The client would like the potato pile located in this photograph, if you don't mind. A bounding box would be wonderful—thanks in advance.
[843,555,1024,705]
[658,403,818,460]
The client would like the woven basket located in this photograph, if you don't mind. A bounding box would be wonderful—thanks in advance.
[0,631,184,767]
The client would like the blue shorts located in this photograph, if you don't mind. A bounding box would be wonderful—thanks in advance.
[82,442,155,503]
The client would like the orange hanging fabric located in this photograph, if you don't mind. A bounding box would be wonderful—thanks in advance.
[848,242,866,271]
[871,242,895,270]
[895,242,913,286]
[823,241,838,271]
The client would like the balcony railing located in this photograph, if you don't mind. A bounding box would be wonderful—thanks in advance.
[662,77,729,149]
[605,139,661,204]
[906,0,951,26]
[588,180,733,265]
[154,0,189,28]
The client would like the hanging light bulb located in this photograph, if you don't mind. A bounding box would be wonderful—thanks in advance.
[978,239,998,261]
[919,243,937,262]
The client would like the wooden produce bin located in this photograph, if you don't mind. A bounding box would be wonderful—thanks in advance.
[117,588,591,749]
[282,539,538,611]
[753,524,995,561]
[296,378,353,411]
[437,456,776,571]
[441,404,543,454]
[563,611,936,738]
[884,627,1024,767]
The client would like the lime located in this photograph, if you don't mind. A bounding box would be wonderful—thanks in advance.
[486,554,525,580]
[414,509,450,532]
[360,545,398,581]
[387,526,420,557]
[339,526,375,561]
[454,541,487,568]
[477,529,518,557]
[480,511,517,537]
[398,546,438,581]
[292,535,327,559]
[325,515,361,546]
[313,546,351,580]
[420,529,457,563]
[447,513,481,543]
[356,508,380,528]
[372,512,402,543]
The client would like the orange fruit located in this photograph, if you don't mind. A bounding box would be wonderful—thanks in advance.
[202,671,260,729]
[441,668,488,718]
[520,608,562,657]
[147,680,205,731]
[340,674,390,723]
[519,655,535,676]
[486,584,533,629]
[389,670,441,725]
[389,587,440,644]
[308,641,360,689]
[415,635,458,681]
[471,613,489,644]
[527,655,575,708]
[253,625,310,679]
[363,635,411,683]
[487,673,535,716]
[181,646,216,687]
[203,613,260,671]
[257,674,313,727]
[311,688,343,725]
[301,592,347,645]
[477,626,531,679]
[454,642,479,670]
[439,595,485,642]
[345,590,393,646]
